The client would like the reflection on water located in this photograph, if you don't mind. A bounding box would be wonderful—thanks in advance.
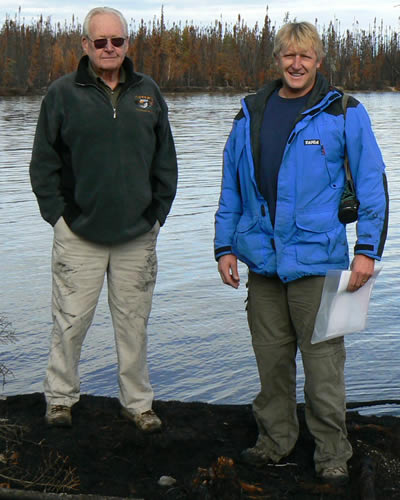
[0,92,399,415]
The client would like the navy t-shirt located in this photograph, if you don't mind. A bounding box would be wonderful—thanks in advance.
[259,89,309,226]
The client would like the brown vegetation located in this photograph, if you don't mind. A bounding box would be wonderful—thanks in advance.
[0,9,399,94]
[0,11,400,94]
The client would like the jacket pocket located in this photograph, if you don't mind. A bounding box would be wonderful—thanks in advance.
[325,159,346,190]
[295,210,348,265]
[233,216,272,270]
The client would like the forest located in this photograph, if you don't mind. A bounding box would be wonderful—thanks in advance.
[0,8,399,94]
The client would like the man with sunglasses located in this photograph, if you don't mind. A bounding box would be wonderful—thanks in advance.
[29,7,177,432]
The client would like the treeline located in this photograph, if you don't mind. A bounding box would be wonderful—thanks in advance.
[0,8,399,93]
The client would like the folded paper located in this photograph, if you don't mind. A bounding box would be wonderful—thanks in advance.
[311,268,381,344]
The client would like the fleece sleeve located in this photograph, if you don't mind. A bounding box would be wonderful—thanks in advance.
[146,89,178,227]
[29,89,65,227]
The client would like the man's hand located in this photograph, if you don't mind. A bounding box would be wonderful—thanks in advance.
[218,254,240,289]
[347,254,375,292]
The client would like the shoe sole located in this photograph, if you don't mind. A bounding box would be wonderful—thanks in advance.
[319,477,350,486]
[318,475,349,485]
[45,418,72,428]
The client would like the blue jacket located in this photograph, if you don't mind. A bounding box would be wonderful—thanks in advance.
[214,74,388,282]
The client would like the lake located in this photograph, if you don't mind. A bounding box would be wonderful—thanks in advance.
[0,91,399,416]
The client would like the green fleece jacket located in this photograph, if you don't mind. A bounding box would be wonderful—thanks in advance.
[29,55,178,244]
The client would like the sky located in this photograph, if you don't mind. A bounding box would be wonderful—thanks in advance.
[0,0,399,33]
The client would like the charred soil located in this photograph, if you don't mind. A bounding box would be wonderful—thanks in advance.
[0,393,399,499]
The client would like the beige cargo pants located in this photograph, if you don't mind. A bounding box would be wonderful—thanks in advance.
[44,217,159,414]
[246,271,352,472]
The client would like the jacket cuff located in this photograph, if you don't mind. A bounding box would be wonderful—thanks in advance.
[214,246,233,261]
[354,244,381,261]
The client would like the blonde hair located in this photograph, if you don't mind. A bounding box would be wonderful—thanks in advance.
[273,22,324,61]
[82,7,128,38]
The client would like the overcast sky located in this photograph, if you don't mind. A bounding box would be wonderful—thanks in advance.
[0,1,399,33]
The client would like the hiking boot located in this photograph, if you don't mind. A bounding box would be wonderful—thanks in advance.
[121,407,162,432]
[45,404,72,427]
[318,464,349,484]
[240,445,272,466]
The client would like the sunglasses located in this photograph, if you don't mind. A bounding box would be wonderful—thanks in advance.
[87,37,127,49]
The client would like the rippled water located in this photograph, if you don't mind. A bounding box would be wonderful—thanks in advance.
[0,91,399,415]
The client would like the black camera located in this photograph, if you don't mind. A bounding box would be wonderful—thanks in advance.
[338,181,359,224]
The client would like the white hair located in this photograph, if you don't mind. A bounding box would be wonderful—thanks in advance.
[82,7,128,38]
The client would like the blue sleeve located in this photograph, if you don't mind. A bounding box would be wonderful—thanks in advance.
[345,102,389,259]
[214,119,243,260]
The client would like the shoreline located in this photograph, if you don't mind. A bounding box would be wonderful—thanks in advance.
[1,86,399,97]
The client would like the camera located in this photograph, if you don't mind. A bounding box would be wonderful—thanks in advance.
[338,190,359,224]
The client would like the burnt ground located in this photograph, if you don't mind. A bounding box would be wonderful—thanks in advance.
[0,393,399,499]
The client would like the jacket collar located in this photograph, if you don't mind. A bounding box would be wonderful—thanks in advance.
[302,73,342,117]
[245,72,338,118]
[75,55,142,88]
[243,73,341,189]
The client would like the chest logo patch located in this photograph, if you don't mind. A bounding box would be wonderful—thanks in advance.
[135,96,154,111]
[304,139,321,145]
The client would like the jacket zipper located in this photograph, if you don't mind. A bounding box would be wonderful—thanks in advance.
[76,81,136,120]
[76,82,116,118]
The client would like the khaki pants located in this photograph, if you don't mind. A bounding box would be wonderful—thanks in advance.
[247,272,352,471]
[44,217,159,414]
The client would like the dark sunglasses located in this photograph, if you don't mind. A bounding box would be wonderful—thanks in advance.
[88,37,127,49]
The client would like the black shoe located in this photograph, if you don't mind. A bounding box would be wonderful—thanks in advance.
[318,465,349,484]
[240,445,272,466]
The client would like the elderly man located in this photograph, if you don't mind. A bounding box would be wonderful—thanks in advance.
[215,22,388,482]
[30,7,177,432]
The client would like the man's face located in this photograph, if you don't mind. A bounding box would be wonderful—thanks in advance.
[81,13,128,74]
[275,44,321,98]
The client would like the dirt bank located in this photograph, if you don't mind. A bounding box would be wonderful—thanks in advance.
[0,393,399,499]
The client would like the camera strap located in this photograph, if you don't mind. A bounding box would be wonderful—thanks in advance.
[342,94,355,191]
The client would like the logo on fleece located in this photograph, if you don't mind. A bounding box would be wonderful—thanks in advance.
[134,96,154,111]
[304,139,321,145]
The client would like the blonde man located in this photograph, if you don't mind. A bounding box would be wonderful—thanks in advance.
[215,22,388,482]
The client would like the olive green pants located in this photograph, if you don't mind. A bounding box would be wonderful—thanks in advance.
[246,272,352,472]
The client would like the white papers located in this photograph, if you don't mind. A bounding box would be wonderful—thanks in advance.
[311,268,381,344]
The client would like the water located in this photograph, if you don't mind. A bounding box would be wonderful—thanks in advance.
[1,91,399,416]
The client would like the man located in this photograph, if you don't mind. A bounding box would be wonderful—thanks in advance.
[214,22,388,482]
[30,7,177,432]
